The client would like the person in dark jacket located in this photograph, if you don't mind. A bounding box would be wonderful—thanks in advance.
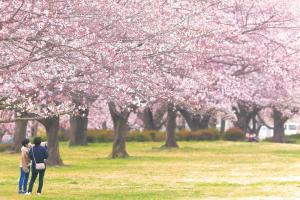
[26,137,48,195]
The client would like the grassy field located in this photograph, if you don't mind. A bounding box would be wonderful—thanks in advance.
[1,141,300,200]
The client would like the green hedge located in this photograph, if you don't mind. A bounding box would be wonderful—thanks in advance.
[177,128,220,141]
[223,127,245,141]
[36,130,69,142]
[0,144,11,152]
[32,134,48,143]
[58,131,69,141]
[87,129,114,143]
[284,134,300,144]
[87,130,166,142]
[87,128,220,143]
[29,127,248,143]
[127,130,166,142]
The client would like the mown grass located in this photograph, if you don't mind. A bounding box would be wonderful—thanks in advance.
[1,141,300,199]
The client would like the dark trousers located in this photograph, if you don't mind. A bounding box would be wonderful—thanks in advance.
[28,167,46,193]
[18,167,30,192]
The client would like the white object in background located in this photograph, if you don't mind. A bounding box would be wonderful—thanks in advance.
[284,123,300,135]
[258,126,273,140]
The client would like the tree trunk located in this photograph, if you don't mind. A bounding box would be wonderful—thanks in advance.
[220,118,226,134]
[152,104,168,130]
[209,117,217,128]
[256,126,262,138]
[177,115,186,130]
[139,105,167,131]
[142,107,156,130]
[233,113,250,133]
[31,121,38,137]
[233,103,260,133]
[252,116,257,133]
[111,116,129,158]
[39,117,63,166]
[178,108,210,131]
[109,103,130,158]
[273,109,287,143]
[102,121,107,130]
[162,104,179,148]
[69,109,88,146]
[11,120,28,152]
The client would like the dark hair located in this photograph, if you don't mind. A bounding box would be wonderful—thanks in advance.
[21,139,30,147]
[33,137,42,146]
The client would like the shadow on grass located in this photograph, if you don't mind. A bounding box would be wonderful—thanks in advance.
[151,146,181,152]
[95,156,175,162]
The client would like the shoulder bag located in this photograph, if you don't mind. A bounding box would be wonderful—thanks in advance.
[32,147,46,170]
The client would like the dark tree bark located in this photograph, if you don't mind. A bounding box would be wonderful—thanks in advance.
[142,107,156,130]
[102,121,107,130]
[178,108,210,131]
[138,105,167,131]
[232,103,260,133]
[209,117,217,128]
[152,104,168,130]
[31,121,38,137]
[162,104,179,148]
[233,105,251,132]
[248,115,262,136]
[69,109,88,146]
[273,108,288,143]
[220,118,226,134]
[109,102,130,158]
[11,120,28,152]
[39,117,63,166]
[177,115,186,130]
[252,116,257,133]
[255,126,262,138]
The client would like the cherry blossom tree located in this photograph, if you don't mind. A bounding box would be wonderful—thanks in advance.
[1,0,300,159]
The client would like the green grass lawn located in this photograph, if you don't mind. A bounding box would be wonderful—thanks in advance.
[1,141,300,199]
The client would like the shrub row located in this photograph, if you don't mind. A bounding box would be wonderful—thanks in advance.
[0,144,11,152]
[86,129,166,142]
[37,129,69,142]
[58,131,70,141]
[177,128,220,141]
[85,128,245,143]
[32,127,245,143]
[127,130,166,142]
[223,127,245,141]
[87,129,114,143]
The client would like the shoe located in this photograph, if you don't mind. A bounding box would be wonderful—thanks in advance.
[37,193,41,196]
[25,192,31,195]
[18,191,24,194]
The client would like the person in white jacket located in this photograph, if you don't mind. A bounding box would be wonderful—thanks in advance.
[18,139,31,194]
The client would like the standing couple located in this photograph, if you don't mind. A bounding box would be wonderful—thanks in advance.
[19,137,48,195]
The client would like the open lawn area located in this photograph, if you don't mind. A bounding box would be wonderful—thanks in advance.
[1,141,300,199]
